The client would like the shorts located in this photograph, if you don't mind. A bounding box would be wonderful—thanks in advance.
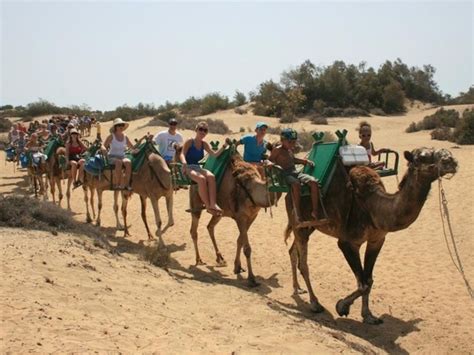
[283,171,318,185]
[69,154,82,162]
[186,164,205,174]
[108,154,125,165]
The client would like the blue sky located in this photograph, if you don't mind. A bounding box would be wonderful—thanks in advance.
[1,1,472,110]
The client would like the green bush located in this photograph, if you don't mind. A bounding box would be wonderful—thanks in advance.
[382,81,406,113]
[407,108,460,132]
[431,127,452,141]
[405,122,418,133]
[321,107,344,117]
[233,91,247,106]
[370,108,387,116]
[234,107,248,115]
[0,105,13,110]
[452,109,474,144]
[239,127,245,133]
[279,112,298,123]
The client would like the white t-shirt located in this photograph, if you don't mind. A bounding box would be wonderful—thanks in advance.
[153,130,183,161]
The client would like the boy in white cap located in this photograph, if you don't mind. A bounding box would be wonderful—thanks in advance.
[153,118,184,163]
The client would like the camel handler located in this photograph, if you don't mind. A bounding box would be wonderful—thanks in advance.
[153,118,183,163]
[236,121,268,177]
[267,128,328,229]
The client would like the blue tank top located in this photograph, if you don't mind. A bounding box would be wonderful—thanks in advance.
[185,139,204,165]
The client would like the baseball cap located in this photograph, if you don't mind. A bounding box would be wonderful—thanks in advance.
[169,118,178,125]
[281,128,297,140]
[256,122,268,129]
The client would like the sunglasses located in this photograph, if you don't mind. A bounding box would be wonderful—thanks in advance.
[116,124,125,128]
[361,134,371,137]
[198,127,208,133]
[169,122,178,126]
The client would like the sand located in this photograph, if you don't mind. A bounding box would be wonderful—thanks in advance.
[1,104,473,353]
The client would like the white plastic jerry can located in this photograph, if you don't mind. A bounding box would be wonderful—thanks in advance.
[339,145,370,166]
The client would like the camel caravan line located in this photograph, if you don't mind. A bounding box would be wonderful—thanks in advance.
[4,125,460,325]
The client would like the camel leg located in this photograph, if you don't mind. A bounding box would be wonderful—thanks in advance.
[90,186,96,219]
[165,193,174,227]
[65,176,71,210]
[289,240,306,295]
[150,197,164,246]
[360,237,385,324]
[121,193,131,238]
[49,175,57,204]
[96,189,103,227]
[335,240,366,319]
[206,215,225,266]
[294,230,324,312]
[190,212,204,265]
[114,190,124,230]
[234,232,245,274]
[83,186,92,223]
[237,216,259,287]
[140,196,154,240]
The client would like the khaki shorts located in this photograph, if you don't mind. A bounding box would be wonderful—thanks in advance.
[284,171,318,185]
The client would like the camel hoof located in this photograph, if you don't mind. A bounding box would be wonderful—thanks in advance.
[310,301,325,313]
[124,232,131,238]
[293,287,307,295]
[216,258,227,267]
[363,314,384,325]
[247,278,260,288]
[234,266,245,274]
[195,259,206,266]
[95,221,101,227]
[86,216,92,224]
[117,224,124,231]
[336,299,351,317]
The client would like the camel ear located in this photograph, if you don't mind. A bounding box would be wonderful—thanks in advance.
[404,151,414,163]
[266,142,274,151]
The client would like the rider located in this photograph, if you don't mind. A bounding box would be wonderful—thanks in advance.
[358,121,389,169]
[180,121,228,216]
[153,118,183,163]
[66,128,87,189]
[236,121,268,177]
[102,118,135,191]
[268,128,327,228]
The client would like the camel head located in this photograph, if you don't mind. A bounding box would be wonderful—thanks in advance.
[404,147,458,180]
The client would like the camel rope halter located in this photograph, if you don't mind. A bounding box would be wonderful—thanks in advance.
[437,164,473,299]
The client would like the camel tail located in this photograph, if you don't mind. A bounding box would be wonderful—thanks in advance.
[284,223,292,245]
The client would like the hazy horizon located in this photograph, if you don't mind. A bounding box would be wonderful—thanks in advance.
[1,1,472,111]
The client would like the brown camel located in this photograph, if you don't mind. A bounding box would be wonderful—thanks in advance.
[47,146,73,209]
[188,152,278,287]
[26,157,49,199]
[82,144,173,243]
[284,147,458,324]
[120,145,174,243]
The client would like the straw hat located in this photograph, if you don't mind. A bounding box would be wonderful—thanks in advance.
[70,128,79,135]
[110,118,129,133]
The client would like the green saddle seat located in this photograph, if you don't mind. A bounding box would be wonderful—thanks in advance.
[267,130,347,196]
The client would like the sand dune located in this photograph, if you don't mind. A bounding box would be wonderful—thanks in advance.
[1,104,473,353]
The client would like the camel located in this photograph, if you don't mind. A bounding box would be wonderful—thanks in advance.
[47,146,73,209]
[26,156,49,199]
[120,142,174,243]
[186,151,278,287]
[83,142,173,243]
[284,147,458,324]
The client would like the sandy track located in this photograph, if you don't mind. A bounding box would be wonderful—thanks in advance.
[1,105,473,353]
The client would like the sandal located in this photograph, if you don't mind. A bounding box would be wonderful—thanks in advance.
[72,180,83,190]
[206,208,223,217]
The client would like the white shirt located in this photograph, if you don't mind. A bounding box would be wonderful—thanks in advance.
[153,130,183,161]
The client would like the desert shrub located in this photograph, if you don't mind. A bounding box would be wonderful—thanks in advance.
[313,99,326,113]
[233,91,247,106]
[405,122,419,133]
[200,93,230,115]
[452,109,474,144]
[0,196,106,242]
[321,107,344,117]
[370,108,387,116]
[148,117,169,127]
[311,115,328,125]
[0,105,13,110]
[342,107,369,117]
[382,81,406,113]
[234,107,248,115]
[430,127,453,141]
[279,112,298,123]
[0,117,13,132]
[239,127,245,133]
[297,130,337,152]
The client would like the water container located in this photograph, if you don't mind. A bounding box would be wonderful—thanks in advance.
[339,145,370,166]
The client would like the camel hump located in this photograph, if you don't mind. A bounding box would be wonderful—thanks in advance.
[349,166,385,196]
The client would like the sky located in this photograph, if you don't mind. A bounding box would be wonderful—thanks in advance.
[1,1,473,110]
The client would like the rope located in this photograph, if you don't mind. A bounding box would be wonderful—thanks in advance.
[437,177,474,299]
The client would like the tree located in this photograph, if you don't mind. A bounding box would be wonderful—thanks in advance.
[233,91,247,106]
[382,80,405,113]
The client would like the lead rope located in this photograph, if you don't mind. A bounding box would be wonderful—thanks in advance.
[437,170,473,299]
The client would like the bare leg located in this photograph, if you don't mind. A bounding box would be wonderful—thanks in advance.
[207,215,225,265]
[188,171,210,209]
[77,159,85,183]
[114,160,123,188]
[123,159,132,188]
[204,171,221,213]
[70,161,78,183]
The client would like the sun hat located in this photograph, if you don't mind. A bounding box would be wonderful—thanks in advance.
[280,128,297,140]
[110,118,129,132]
[256,122,268,129]
[70,128,79,135]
